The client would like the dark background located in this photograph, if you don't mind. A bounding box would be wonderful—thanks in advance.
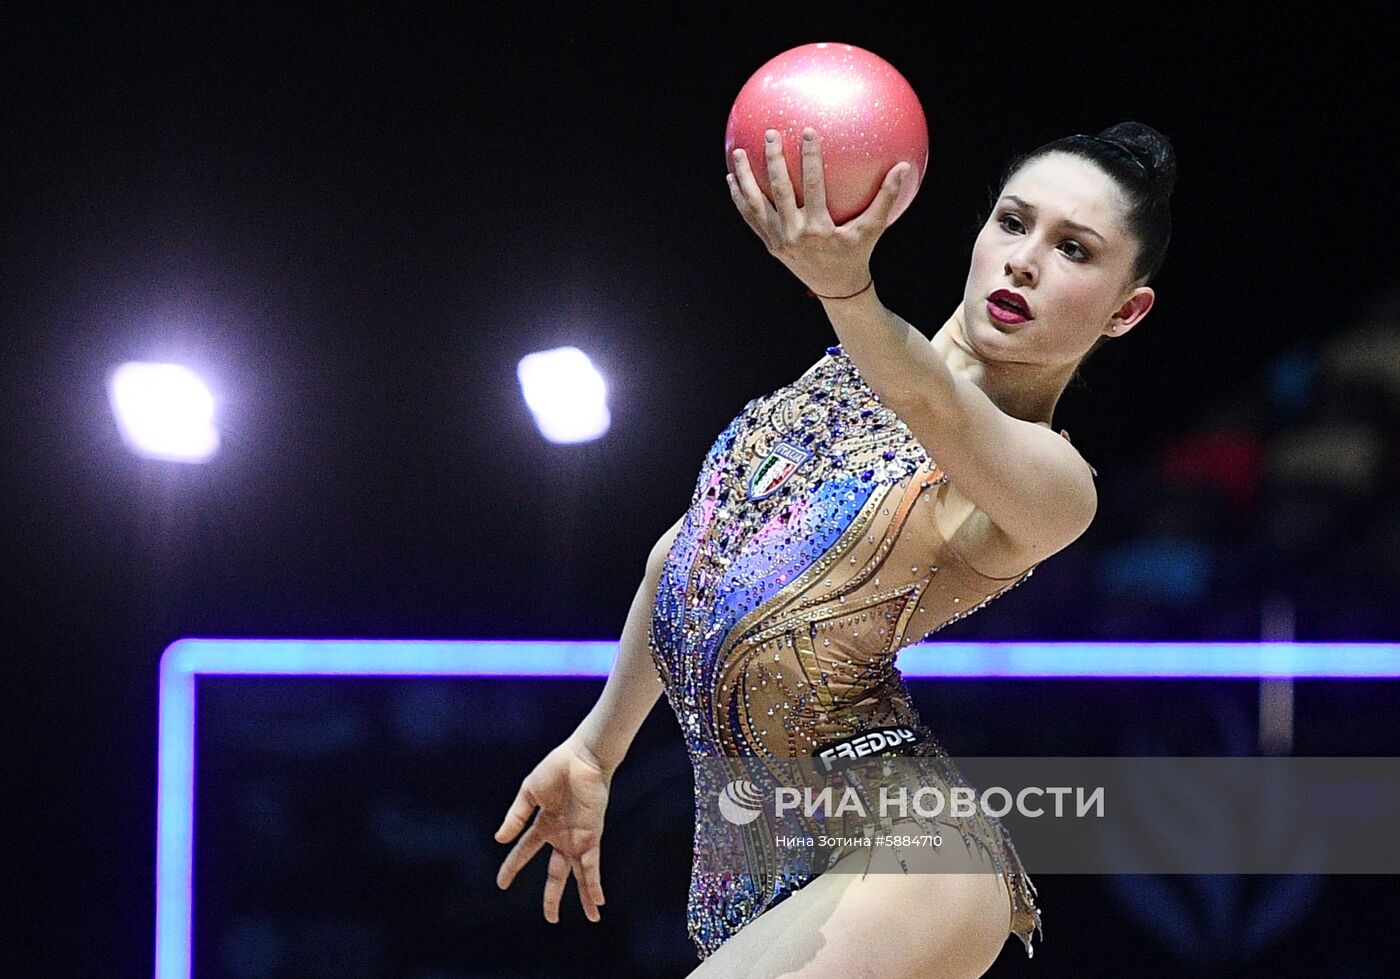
[5,4,1398,977]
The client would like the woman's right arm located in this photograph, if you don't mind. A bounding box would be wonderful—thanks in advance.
[495,516,685,923]
[566,514,685,775]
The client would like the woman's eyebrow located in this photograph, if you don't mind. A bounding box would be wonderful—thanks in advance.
[999,194,1106,243]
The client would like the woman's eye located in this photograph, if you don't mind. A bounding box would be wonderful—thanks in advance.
[998,213,1090,260]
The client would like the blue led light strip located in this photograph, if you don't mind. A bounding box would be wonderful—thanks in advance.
[156,638,1400,976]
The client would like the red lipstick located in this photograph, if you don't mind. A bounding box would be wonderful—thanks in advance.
[987,289,1033,325]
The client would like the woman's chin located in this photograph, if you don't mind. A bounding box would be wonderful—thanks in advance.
[968,315,1017,352]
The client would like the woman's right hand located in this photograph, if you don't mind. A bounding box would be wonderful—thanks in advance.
[494,733,611,924]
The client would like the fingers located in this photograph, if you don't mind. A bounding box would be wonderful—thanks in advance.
[543,847,569,924]
[571,854,601,923]
[799,127,830,226]
[728,151,776,249]
[578,843,605,909]
[496,820,546,891]
[730,129,835,244]
[762,129,800,227]
[495,786,536,844]
[851,162,909,237]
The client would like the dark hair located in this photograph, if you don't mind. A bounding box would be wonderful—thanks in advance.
[986,121,1177,286]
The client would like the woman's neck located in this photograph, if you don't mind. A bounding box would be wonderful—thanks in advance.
[929,303,1075,427]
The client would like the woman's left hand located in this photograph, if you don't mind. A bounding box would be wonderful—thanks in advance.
[727,126,910,297]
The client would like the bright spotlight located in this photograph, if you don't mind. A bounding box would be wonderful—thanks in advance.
[108,362,220,463]
[516,346,610,444]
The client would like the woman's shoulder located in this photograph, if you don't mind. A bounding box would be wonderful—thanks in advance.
[1056,428,1099,479]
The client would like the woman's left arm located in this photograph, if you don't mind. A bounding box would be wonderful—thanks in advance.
[726,128,1096,560]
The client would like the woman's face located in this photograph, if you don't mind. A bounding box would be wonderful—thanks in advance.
[962,152,1154,368]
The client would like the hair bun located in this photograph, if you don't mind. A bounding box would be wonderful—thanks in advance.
[1099,121,1177,198]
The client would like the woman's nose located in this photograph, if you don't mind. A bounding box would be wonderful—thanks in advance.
[1004,256,1036,287]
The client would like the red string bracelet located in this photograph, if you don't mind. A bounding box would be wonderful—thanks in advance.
[806,277,874,300]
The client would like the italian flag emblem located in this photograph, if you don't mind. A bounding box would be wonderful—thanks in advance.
[747,440,812,501]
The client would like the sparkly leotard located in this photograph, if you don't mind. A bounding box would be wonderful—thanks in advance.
[649,343,1061,962]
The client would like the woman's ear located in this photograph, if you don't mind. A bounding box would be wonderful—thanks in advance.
[1109,287,1154,335]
